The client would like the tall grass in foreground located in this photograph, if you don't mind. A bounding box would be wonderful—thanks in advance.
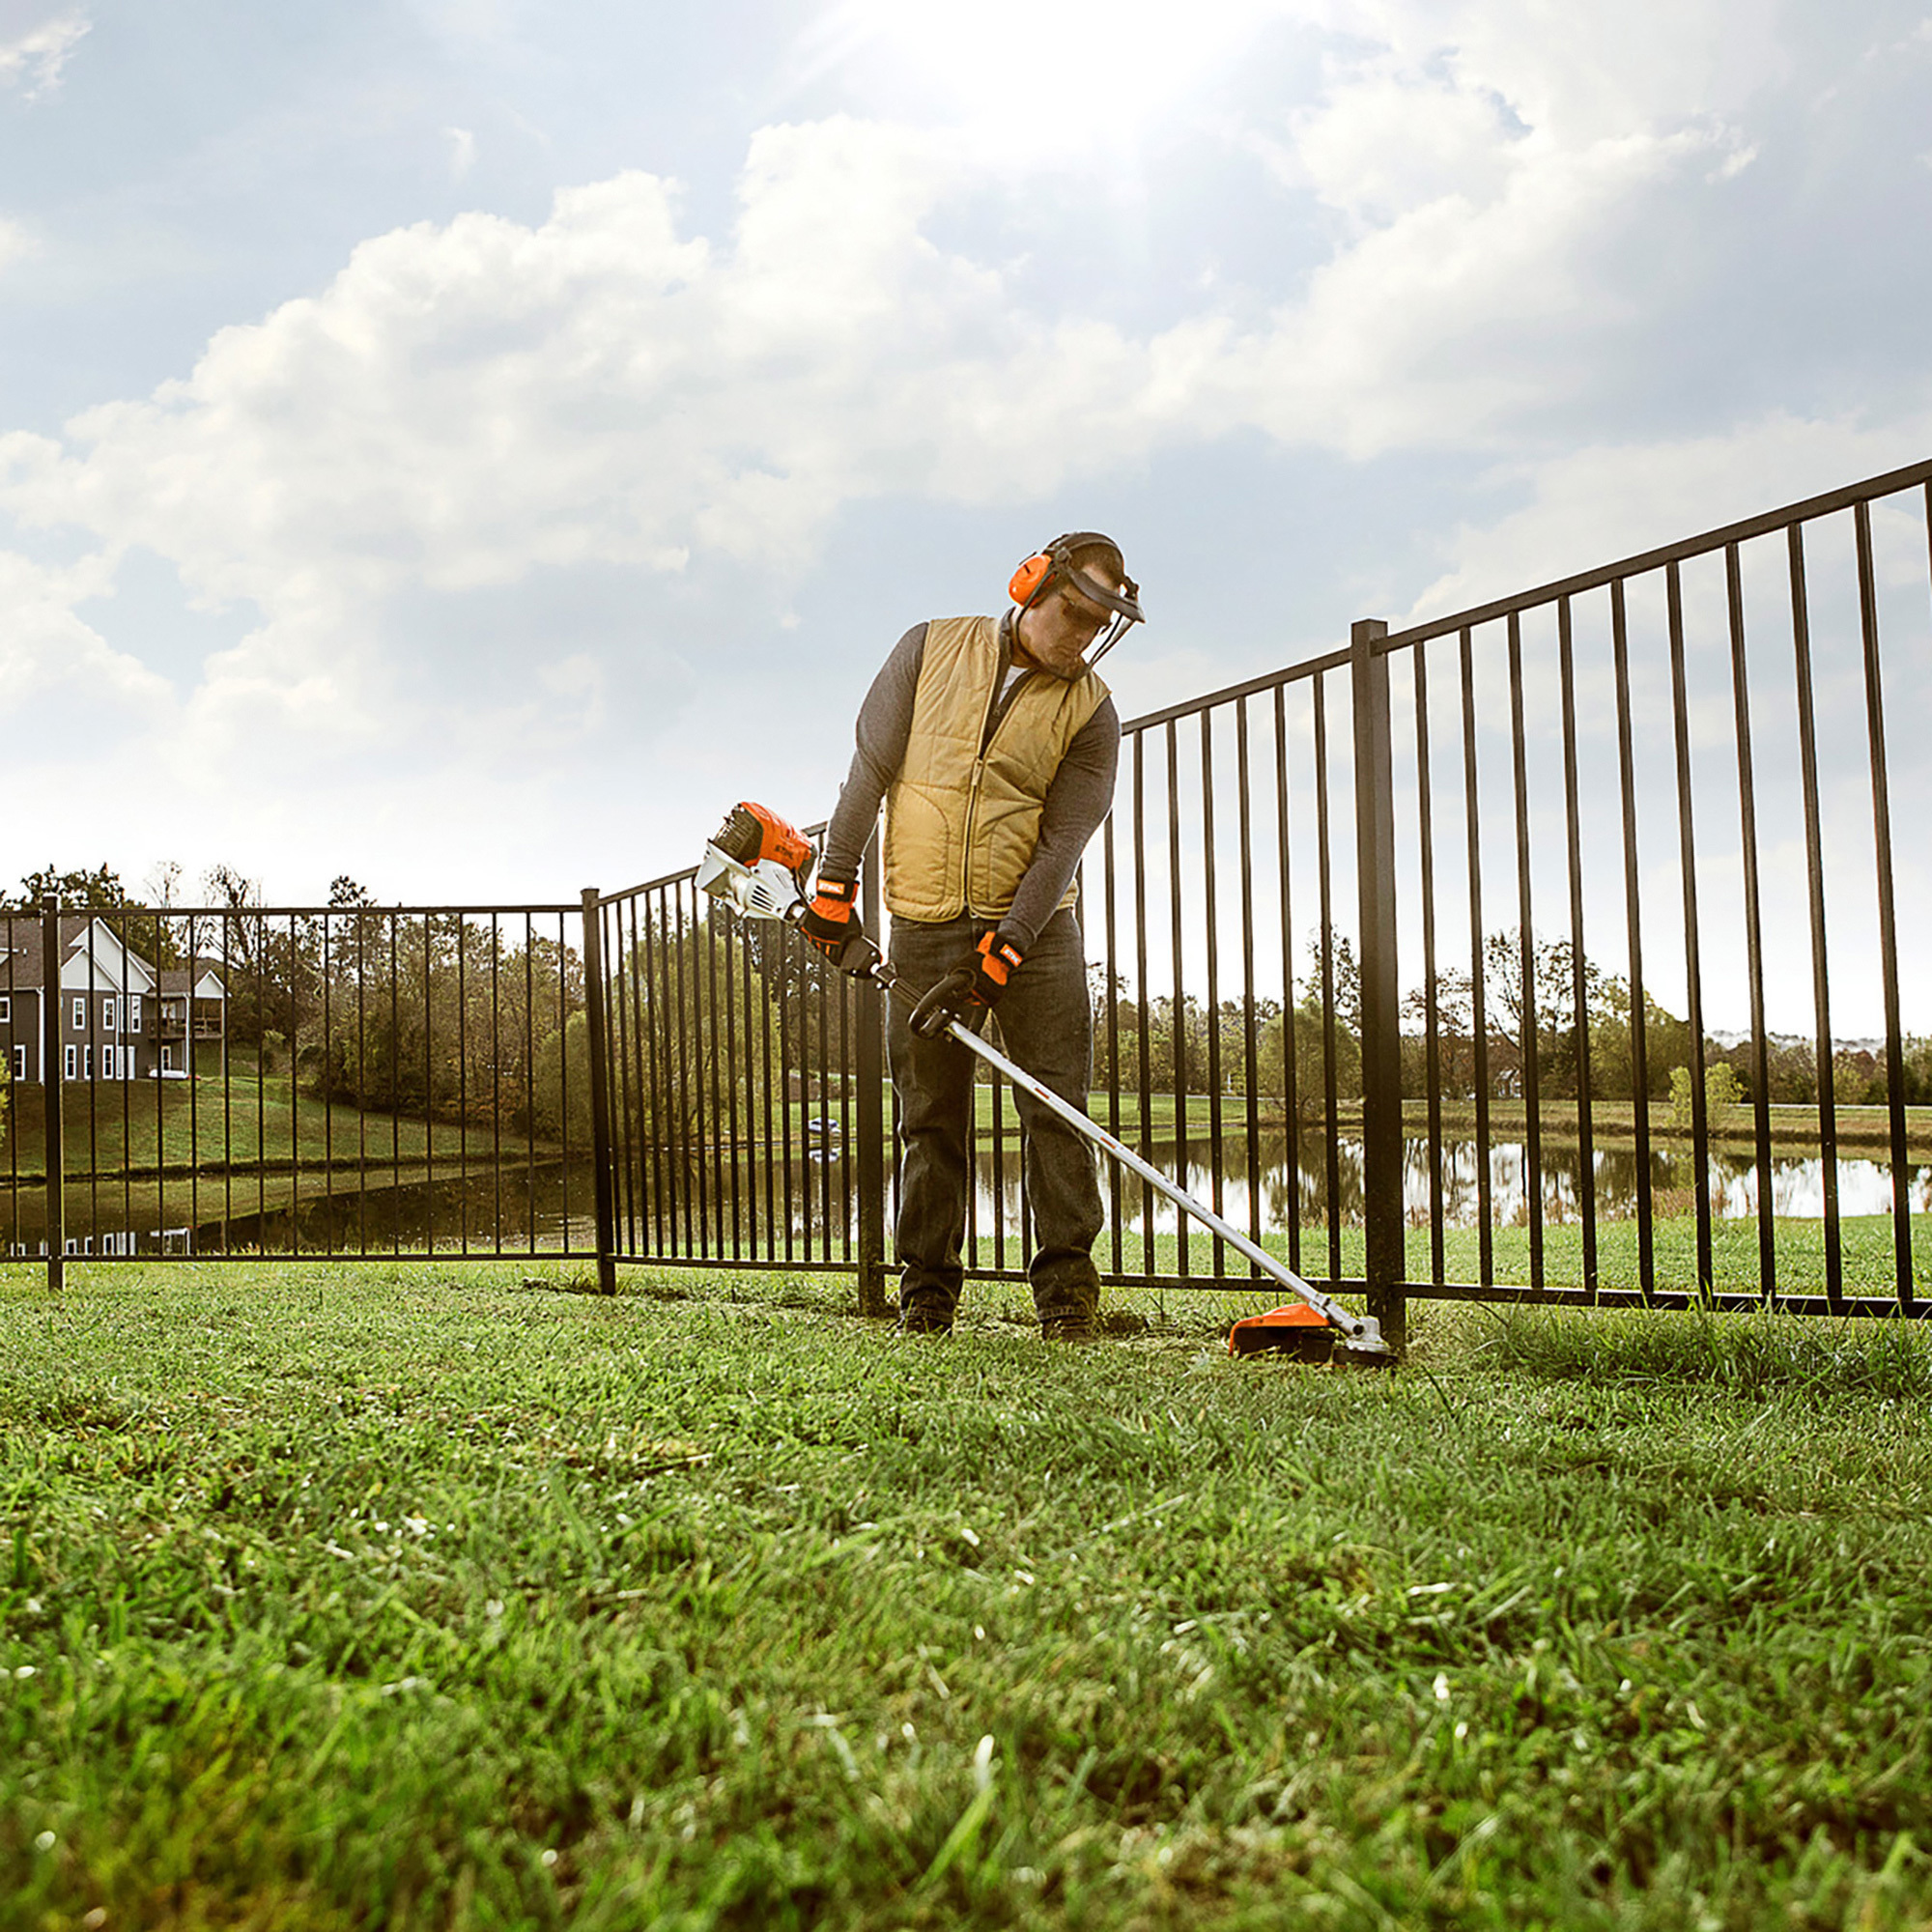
[2,1262,1929,1929]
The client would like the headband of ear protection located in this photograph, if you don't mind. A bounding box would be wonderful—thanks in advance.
[1008,530,1143,625]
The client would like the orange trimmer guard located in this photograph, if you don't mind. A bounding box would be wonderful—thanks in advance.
[1228,1302,1337,1363]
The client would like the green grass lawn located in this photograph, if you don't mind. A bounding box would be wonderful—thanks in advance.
[1071,1213,1932,1301]
[3,1262,1930,1928]
[5,1066,552,1181]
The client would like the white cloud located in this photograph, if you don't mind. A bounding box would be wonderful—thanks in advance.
[0,82,1757,615]
[0,546,171,707]
[1281,63,1522,220]
[0,10,89,98]
[0,121,1225,613]
[1229,125,1720,460]
[1214,0,1790,456]
[0,215,32,270]
[1343,0,1782,146]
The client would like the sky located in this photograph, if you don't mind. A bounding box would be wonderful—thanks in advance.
[3,0,1930,1010]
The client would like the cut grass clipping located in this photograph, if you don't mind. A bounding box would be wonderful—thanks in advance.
[2,1261,1930,1929]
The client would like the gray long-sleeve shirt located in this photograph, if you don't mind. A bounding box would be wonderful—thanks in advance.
[820,615,1122,952]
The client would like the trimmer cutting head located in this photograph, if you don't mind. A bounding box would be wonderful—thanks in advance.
[1229,1304,1396,1370]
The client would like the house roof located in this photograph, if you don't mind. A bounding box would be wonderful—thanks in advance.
[0,917,47,993]
[0,914,171,997]
[159,967,227,997]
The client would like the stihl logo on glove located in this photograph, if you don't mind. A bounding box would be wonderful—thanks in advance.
[797,873,876,974]
[972,933,1023,1005]
[809,878,857,922]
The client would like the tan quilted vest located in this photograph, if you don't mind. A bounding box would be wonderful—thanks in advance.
[882,615,1109,923]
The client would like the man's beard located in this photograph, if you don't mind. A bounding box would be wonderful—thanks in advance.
[1017,633,1088,679]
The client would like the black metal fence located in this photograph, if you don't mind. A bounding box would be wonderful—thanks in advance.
[8,460,1928,1332]
[585,856,890,1307]
[3,901,599,1281]
[1089,457,1931,1330]
[583,455,1932,1336]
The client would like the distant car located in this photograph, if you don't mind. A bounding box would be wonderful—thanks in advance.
[804,1117,842,1139]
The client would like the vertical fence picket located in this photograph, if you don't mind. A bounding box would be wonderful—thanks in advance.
[41,900,63,1289]
[1413,643,1445,1287]
[1856,501,1913,1310]
[1726,543,1777,1302]
[1352,620,1406,1346]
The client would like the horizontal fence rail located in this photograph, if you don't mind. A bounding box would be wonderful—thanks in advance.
[2,900,599,1276]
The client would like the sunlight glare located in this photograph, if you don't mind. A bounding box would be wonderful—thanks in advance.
[799,0,1293,165]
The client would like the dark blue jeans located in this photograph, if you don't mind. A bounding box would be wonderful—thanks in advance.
[887,908,1103,1321]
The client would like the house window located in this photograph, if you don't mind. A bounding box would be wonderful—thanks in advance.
[100,1045,115,1080]
[11,1045,23,1080]
[129,995,141,1032]
[72,997,86,1031]
[64,1044,76,1080]
[102,996,119,1031]
[161,1045,174,1072]
[83,1044,92,1079]
[0,993,9,1022]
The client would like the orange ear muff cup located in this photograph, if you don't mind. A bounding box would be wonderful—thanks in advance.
[1009,553,1052,606]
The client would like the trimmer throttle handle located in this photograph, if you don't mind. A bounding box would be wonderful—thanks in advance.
[907,968,977,1038]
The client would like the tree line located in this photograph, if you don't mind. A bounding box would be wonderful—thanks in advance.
[1091,929,1932,1118]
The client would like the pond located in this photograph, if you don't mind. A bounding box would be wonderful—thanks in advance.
[1080,1132,1932,1236]
[6,1130,1920,1263]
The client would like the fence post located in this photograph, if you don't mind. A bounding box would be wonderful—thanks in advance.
[580,888,618,1294]
[1351,621,1406,1353]
[853,828,891,1316]
[42,898,64,1292]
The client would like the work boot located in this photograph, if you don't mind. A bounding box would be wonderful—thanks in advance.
[896,1291,954,1337]
[1032,1254,1100,1343]
[1038,1304,1096,1344]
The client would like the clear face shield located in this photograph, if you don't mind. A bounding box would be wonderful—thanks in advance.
[1062,560,1144,668]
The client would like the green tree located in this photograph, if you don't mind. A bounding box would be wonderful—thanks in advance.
[2,864,127,910]
[1902,1038,1932,1105]
[1253,989,1360,1125]
[1585,977,1692,1103]
[1670,1061,1743,1132]
[298,912,585,1132]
